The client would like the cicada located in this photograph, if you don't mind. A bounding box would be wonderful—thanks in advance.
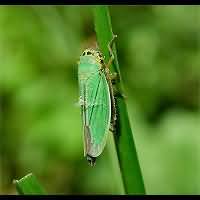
[78,36,117,166]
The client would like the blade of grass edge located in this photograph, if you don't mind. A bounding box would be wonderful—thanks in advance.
[93,6,146,195]
[13,173,46,195]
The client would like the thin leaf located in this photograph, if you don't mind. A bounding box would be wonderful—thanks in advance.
[93,6,146,194]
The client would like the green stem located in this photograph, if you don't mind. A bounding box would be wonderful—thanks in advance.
[93,6,146,194]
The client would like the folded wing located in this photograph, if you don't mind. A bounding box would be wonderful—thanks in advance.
[81,71,111,158]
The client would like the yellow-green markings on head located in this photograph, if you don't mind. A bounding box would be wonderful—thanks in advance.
[78,48,112,166]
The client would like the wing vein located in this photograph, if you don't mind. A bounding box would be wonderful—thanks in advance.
[88,72,103,125]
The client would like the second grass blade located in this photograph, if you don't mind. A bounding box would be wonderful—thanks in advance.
[14,173,46,195]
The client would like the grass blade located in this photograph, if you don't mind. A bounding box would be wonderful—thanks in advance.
[13,173,46,195]
[93,6,146,194]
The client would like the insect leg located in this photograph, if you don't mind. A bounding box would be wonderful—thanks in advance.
[107,35,126,99]
[106,34,117,69]
[110,72,121,85]
[106,75,117,134]
[106,35,118,133]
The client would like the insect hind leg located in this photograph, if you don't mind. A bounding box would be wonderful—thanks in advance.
[109,87,117,134]
[106,35,117,69]
[109,120,116,133]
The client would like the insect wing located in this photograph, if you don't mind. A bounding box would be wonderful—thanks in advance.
[79,67,111,158]
[88,72,111,157]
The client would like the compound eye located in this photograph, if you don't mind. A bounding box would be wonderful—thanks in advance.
[87,51,92,55]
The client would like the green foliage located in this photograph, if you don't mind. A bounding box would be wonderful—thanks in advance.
[0,6,199,194]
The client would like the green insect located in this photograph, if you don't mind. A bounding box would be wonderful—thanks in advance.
[78,35,117,166]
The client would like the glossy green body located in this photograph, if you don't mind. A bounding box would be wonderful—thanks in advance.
[78,49,111,163]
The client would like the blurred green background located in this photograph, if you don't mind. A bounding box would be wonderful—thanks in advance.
[0,5,200,194]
